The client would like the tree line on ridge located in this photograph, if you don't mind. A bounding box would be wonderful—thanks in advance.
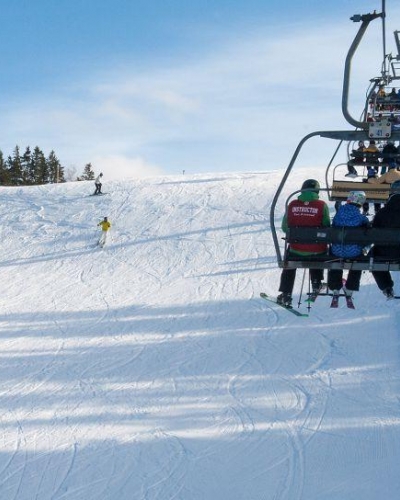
[0,145,96,186]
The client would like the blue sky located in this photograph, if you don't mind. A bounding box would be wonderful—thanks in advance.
[1,0,399,179]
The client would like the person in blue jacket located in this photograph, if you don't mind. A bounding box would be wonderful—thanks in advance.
[328,191,369,298]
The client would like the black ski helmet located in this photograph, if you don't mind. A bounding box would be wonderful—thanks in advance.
[301,179,320,193]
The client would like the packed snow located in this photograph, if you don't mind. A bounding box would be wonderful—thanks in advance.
[1,169,399,500]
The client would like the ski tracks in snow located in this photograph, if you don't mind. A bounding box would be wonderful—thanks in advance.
[1,175,400,499]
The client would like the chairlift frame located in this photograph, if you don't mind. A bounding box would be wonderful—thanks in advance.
[270,4,400,273]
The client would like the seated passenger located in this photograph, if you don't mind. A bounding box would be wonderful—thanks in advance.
[346,140,365,177]
[389,88,398,103]
[354,140,366,153]
[376,87,386,110]
[378,86,386,98]
[369,91,377,109]
[392,115,400,129]
[380,140,399,174]
[345,161,358,178]
[362,166,380,215]
[364,140,379,154]
[367,165,378,179]
[327,191,369,301]
[370,193,400,298]
[277,179,330,307]
[362,141,380,191]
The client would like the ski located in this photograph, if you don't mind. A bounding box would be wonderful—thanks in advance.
[330,293,355,308]
[330,278,352,308]
[306,283,327,303]
[330,295,339,308]
[260,293,309,317]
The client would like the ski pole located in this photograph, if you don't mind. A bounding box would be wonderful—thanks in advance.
[297,268,306,308]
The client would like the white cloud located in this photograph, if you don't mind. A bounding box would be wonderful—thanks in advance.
[92,155,163,180]
[2,6,400,177]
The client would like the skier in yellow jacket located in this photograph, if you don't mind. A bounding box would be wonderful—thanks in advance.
[97,217,111,247]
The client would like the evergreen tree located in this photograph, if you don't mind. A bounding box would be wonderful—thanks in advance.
[1,145,74,185]
[8,146,23,185]
[78,162,95,181]
[47,150,65,183]
[32,146,48,184]
[21,146,34,184]
[0,150,10,185]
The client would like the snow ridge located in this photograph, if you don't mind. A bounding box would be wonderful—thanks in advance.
[0,170,399,500]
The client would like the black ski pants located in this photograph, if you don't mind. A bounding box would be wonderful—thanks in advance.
[372,270,394,291]
[279,268,324,294]
[327,269,362,291]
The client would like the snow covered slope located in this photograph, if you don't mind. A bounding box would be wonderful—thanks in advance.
[1,170,399,500]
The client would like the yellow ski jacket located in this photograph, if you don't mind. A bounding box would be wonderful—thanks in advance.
[98,220,111,231]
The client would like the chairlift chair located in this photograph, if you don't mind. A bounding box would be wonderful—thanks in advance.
[270,4,400,273]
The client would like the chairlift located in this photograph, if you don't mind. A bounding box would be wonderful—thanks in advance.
[270,3,400,273]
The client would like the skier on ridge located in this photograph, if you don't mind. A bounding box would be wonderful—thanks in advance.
[94,173,103,195]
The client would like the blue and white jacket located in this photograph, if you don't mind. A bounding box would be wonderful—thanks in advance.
[331,203,369,258]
